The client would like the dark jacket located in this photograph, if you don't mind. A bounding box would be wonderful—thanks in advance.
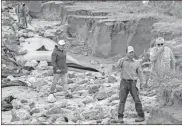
[52,46,68,74]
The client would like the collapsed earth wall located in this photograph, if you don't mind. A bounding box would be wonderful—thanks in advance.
[26,1,157,58]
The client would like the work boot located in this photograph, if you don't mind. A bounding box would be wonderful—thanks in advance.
[118,117,124,123]
[65,91,73,99]
[110,118,124,124]
[47,94,56,103]
[135,116,145,122]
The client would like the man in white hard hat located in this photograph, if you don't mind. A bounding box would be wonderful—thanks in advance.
[19,2,29,28]
[15,2,21,23]
[149,37,176,78]
[114,46,145,123]
[48,40,71,103]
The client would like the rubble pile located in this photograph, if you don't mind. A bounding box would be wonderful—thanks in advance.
[146,73,182,124]
[2,60,156,124]
[2,1,182,125]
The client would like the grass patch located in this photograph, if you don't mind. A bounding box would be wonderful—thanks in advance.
[156,72,182,107]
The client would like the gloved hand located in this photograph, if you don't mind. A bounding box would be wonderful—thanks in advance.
[56,69,61,72]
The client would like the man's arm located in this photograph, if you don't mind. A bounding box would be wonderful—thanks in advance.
[112,58,124,72]
[25,5,29,15]
[137,63,144,87]
[170,49,176,73]
[150,47,164,62]
[116,58,124,69]
[52,52,58,71]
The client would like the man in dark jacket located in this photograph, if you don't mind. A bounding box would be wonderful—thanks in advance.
[15,3,21,23]
[48,40,69,103]
[19,3,29,28]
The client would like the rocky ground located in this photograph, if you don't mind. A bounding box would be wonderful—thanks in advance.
[1,1,182,125]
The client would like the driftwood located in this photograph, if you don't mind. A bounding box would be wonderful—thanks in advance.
[1,80,28,88]
[67,63,100,72]
[2,55,21,66]
[2,72,30,78]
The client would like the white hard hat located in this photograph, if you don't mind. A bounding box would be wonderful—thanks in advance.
[156,37,164,44]
[58,40,65,45]
[127,46,134,53]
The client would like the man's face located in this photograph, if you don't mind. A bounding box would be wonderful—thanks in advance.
[156,40,164,48]
[127,51,134,59]
[57,44,65,50]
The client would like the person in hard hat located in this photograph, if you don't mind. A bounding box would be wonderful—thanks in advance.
[19,3,29,28]
[15,3,21,23]
[149,37,176,78]
[114,46,145,123]
[48,40,71,103]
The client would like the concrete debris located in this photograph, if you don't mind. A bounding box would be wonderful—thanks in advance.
[19,37,25,43]
[25,60,38,68]
[107,75,117,83]
[89,85,100,94]
[2,1,182,125]
[11,109,31,122]
[36,61,49,70]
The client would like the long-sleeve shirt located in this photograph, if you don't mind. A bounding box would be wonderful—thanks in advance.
[19,5,29,17]
[116,57,144,84]
[52,47,68,74]
[150,46,176,77]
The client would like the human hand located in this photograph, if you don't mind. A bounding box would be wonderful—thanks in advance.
[56,69,61,72]
[112,64,116,71]
[159,46,164,52]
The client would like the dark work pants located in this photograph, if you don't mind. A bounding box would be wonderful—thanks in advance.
[118,79,144,118]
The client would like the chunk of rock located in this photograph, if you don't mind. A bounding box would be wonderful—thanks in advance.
[82,110,100,120]
[38,116,47,122]
[68,72,76,78]
[78,79,88,85]
[85,72,92,76]
[27,32,34,38]
[100,64,105,69]
[30,107,41,115]
[54,100,67,108]
[25,60,38,68]
[19,37,25,43]
[55,117,68,124]
[11,109,31,122]
[30,118,39,124]
[29,102,35,109]
[101,117,110,124]
[107,75,117,83]
[47,115,59,124]
[7,75,15,81]
[41,70,53,76]
[90,60,99,65]
[95,92,108,101]
[11,121,24,124]
[94,72,103,79]
[109,94,119,102]
[82,96,94,104]
[20,99,28,104]
[67,78,74,84]
[44,30,55,39]
[39,85,50,97]
[89,85,100,94]
[12,100,23,110]
[36,61,48,70]
[47,106,64,115]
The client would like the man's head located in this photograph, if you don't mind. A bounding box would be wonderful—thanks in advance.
[57,40,65,50]
[155,37,165,48]
[126,46,135,59]
[21,2,25,7]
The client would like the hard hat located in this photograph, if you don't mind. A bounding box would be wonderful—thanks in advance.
[127,46,134,53]
[58,40,65,45]
[156,37,164,44]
